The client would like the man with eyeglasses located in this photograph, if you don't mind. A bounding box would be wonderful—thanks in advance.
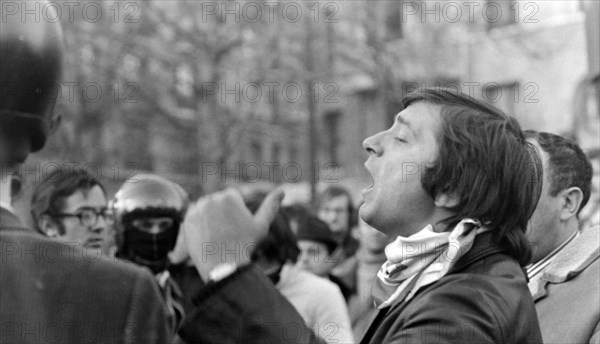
[31,167,116,258]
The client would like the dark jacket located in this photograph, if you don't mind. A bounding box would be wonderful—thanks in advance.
[0,208,169,344]
[180,231,541,344]
[361,231,542,344]
[179,264,326,344]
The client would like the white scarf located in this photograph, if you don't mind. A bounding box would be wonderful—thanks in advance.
[372,219,490,309]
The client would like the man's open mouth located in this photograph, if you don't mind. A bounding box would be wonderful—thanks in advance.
[363,163,375,194]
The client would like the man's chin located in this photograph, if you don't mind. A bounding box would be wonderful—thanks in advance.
[359,207,391,236]
[358,205,374,227]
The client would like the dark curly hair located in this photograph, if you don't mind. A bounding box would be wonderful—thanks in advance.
[403,88,543,266]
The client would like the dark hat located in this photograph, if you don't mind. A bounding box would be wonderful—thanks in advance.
[294,215,337,250]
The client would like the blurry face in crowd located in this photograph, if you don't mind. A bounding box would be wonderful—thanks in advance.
[47,186,114,257]
[296,239,336,277]
[358,219,391,253]
[360,103,441,237]
[526,139,564,263]
[318,195,351,244]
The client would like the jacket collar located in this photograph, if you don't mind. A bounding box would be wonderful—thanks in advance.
[529,226,600,301]
[448,230,508,274]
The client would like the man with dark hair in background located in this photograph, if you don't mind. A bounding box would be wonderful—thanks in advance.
[317,186,358,248]
[525,131,599,344]
[0,4,168,343]
[178,88,544,343]
[317,186,360,294]
[31,167,116,257]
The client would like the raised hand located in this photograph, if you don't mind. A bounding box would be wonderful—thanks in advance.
[182,188,284,280]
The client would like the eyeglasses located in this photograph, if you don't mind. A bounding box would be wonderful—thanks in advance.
[131,217,174,234]
[52,208,115,227]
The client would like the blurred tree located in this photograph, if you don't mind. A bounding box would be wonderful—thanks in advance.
[39,0,461,196]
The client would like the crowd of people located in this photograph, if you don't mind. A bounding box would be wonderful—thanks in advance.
[1,4,599,344]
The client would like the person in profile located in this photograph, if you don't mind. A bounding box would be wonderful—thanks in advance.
[525,130,599,344]
[0,4,168,343]
[178,89,544,344]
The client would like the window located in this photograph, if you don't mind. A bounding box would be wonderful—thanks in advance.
[289,144,298,164]
[251,140,263,163]
[323,111,341,164]
[385,0,403,40]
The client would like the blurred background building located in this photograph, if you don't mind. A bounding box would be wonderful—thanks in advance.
[14,0,599,224]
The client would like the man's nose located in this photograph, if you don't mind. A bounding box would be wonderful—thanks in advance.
[328,213,340,222]
[89,224,104,233]
[147,224,163,235]
[363,132,384,156]
[320,212,336,225]
[90,216,108,233]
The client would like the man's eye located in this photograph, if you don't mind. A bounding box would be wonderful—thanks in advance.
[395,137,407,143]
[134,221,152,230]
[159,221,173,230]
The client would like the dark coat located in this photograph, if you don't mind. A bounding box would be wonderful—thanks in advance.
[180,231,542,344]
[0,208,169,344]
[179,264,326,344]
[361,231,543,344]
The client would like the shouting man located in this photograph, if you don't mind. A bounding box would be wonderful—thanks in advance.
[178,88,544,344]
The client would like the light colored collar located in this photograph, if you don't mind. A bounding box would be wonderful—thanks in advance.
[540,226,599,281]
[529,226,600,300]
[526,230,579,279]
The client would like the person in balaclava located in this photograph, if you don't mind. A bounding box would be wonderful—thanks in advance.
[112,174,188,337]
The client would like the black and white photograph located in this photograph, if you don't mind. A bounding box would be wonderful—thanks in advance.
[1,0,599,343]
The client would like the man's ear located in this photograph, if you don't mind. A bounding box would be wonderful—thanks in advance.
[559,187,584,221]
[433,184,460,208]
[38,214,60,238]
[434,191,460,208]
